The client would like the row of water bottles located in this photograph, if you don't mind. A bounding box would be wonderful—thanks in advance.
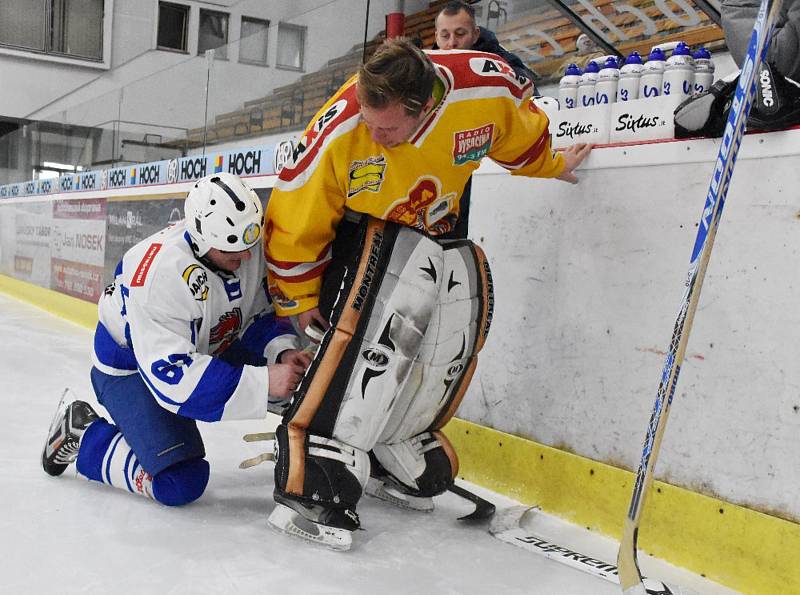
[559,42,715,109]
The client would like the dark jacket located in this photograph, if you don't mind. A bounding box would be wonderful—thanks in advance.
[722,0,800,79]
[473,27,536,82]
[433,26,536,83]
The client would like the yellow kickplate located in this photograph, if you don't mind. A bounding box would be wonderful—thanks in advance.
[444,417,800,595]
[0,274,97,329]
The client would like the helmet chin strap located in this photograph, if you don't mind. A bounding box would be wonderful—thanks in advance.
[187,231,244,275]
[185,228,212,260]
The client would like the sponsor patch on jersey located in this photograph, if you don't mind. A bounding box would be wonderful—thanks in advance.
[210,307,242,354]
[468,56,529,89]
[347,155,386,197]
[290,99,348,165]
[453,124,494,165]
[182,264,209,301]
[131,243,162,287]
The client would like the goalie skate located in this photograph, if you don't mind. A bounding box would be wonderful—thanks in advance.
[364,476,434,512]
[267,493,359,552]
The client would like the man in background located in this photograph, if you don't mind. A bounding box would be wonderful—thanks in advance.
[433,1,537,238]
[433,0,535,81]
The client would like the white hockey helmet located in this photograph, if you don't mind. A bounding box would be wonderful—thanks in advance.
[184,172,263,256]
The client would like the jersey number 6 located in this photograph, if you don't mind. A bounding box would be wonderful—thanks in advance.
[151,354,194,385]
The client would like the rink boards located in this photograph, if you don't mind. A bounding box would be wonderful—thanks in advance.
[2,129,800,594]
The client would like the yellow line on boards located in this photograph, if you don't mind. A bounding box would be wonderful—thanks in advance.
[0,274,97,330]
[444,417,800,595]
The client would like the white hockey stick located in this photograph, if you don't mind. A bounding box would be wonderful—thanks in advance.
[491,507,691,594]
[617,1,783,593]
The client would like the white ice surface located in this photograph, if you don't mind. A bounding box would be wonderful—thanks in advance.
[0,293,737,594]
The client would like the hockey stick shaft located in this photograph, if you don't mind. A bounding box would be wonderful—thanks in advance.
[617,1,783,592]
[490,508,683,594]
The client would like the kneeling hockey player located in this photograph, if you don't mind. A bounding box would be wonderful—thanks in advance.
[42,172,311,506]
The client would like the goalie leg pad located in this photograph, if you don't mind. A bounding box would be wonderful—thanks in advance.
[285,217,443,452]
[370,430,458,498]
[379,241,493,444]
[273,423,370,513]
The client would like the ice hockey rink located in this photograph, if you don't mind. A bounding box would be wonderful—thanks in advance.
[0,292,737,594]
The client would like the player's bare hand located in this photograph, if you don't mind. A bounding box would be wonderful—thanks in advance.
[556,142,592,184]
[297,307,329,343]
[279,348,313,369]
[267,363,304,398]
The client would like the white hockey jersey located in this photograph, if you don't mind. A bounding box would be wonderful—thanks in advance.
[93,224,298,422]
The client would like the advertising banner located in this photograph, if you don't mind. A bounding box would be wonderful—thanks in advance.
[0,143,278,198]
[0,202,53,287]
[104,197,185,284]
[50,198,107,302]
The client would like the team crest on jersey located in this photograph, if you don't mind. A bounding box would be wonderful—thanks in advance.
[182,264,209,301]
[210,307,242,354]
[385,176,457,235]
[453,124,494,165]
[347,155,386,197]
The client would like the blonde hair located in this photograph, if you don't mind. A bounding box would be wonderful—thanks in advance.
[357,38,435,116]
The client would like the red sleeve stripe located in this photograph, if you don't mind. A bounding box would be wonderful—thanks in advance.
[267,246,332,281]
[492,132,551,171]
[268,260,330,283]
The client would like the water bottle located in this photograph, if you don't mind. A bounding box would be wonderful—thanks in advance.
[638,48,666,99]
[577,60,600,108]
[662,41,695,100]
[693,47,715,94]
[595,56,620,105]
[558,64,582,109]
[617,51,644,102]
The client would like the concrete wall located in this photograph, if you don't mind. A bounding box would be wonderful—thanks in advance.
[0,0,424,128]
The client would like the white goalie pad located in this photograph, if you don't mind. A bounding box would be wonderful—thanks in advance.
[378,242,488,444]
[330,227,442,450]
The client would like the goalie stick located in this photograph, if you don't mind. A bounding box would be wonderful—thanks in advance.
[617,0,783,593]
[448,483,496,521]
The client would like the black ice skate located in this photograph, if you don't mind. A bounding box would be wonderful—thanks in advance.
[364,454,435,513]
[747,63,800,132]
[268,492,360,552]
[42,391,99,476]
[675,62,800,138]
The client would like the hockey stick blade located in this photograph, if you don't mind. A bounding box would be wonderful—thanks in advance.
[617,0,783,592]
[447,483,496,521]
[490,507,693,595]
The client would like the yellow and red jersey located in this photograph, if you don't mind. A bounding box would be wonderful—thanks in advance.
[265,49,564,316]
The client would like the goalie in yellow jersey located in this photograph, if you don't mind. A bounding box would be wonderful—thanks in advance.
[263,38,591,550]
